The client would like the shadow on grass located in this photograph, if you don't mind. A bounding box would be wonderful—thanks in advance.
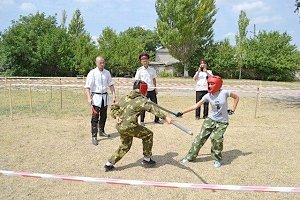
[115,152,210,185]
[193,149,252,166]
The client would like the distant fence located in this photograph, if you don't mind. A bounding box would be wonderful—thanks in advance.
[1,76,300,120]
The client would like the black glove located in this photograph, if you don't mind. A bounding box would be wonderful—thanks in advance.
[174,112,183,117]
[227,109,234,115]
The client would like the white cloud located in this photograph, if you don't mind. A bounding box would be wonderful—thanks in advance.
[232,1,270,15]
[253,15,282,24]
[20,2,36,12]
[0,0,14,9]
[73,0,96,3]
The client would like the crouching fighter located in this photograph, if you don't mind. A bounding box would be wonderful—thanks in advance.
[103,80,172,171]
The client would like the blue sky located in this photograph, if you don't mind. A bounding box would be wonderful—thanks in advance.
[0,0,299,49]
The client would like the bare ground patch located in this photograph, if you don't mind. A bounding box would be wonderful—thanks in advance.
[0,78,299,200]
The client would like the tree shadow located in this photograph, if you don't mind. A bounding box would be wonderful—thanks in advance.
[115,152,210,185]
[193,149,252,166]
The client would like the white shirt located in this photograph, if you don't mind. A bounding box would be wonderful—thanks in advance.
[84,67,114,107]
[134,66,157,91]
[194,70,213,91]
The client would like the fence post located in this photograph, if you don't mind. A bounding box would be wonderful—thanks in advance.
[28,78,33,112]
[254,83,260,119]
[8,83,13,120]
[60,78,62,109]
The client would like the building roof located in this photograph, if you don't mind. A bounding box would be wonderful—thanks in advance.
[154,48,180,66]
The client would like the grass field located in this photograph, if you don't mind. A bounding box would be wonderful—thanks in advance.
[0,78,299,200]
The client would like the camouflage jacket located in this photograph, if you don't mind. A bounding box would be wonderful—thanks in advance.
[110,90,166,129]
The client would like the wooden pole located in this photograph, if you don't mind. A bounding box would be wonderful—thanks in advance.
[258,80,262,106]
[254,84,260,119]
[8,83,13,120]
[50,86,53,100]
[60,78,62,109]
[28,78,33,112]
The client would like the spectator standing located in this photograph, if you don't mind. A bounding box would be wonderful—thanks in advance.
[85,56,116,146]
[134,53,162,126]
[193,59,213,120]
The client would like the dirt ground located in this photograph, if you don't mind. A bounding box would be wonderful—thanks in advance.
[0,78,299,200]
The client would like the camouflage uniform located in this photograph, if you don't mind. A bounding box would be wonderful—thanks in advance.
[185,118,228,161]
[108,90,166,165]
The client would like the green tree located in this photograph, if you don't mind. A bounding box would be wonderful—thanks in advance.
[156,0,216,77]
[295,0,300,14]
[205,39,237,78]
[68,9,97,75]
[0,12,58,76]
[245,31,299,81]
[97,27,160,76]
[235,10,249,79]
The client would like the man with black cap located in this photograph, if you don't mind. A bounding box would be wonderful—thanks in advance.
[134,53,162,126]
[103,80,172,171]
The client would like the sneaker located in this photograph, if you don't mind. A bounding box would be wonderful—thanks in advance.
[141,158,156,167]
[180,158,190,165]
[214,160,221,168]
[104,165,115,172]
[99,131,110,137]
[140,122,145,126]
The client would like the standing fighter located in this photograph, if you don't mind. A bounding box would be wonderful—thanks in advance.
[134,53,163,126]
[103,80,172,171]
[175,75,239,168]
[85,56,116,146]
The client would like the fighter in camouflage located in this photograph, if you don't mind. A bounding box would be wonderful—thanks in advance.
[103,80,172,171]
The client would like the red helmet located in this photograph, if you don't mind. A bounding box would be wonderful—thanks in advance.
[207,76,223,93]
[133,80,148,96]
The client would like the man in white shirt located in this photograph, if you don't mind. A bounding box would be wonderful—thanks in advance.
[134,53,162,126]
[193,59,213,120]
[85,56,116,145]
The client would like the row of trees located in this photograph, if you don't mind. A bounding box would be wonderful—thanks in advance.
[0,1,299,81]
[0,10,160,77]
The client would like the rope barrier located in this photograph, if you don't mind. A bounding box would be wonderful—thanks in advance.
[1,170,299,193]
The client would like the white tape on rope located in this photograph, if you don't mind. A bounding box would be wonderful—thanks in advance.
[1,170,299,193]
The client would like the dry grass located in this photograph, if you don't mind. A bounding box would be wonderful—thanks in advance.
[0,78,299,200]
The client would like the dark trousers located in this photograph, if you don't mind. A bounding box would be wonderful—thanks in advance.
[196,91,209,118]
[91,100,107,137]
[140,90,159,123]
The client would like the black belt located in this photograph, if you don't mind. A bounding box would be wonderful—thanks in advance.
[92,92,107,95]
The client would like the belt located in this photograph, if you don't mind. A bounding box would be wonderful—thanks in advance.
[92,92,108,95]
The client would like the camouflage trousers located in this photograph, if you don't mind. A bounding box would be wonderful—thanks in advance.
[108,124,153,165]
[185,118,228,161]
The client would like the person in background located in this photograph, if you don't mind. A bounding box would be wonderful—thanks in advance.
[134,53,162,126]
[103,80,172,171]
[175,75,239,168]
[85,56,116,146]
[193,59,213,120]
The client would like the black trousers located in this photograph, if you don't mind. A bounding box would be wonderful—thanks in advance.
[91,100,107,137]
[196,90,209,118]
[140,90,159,123]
